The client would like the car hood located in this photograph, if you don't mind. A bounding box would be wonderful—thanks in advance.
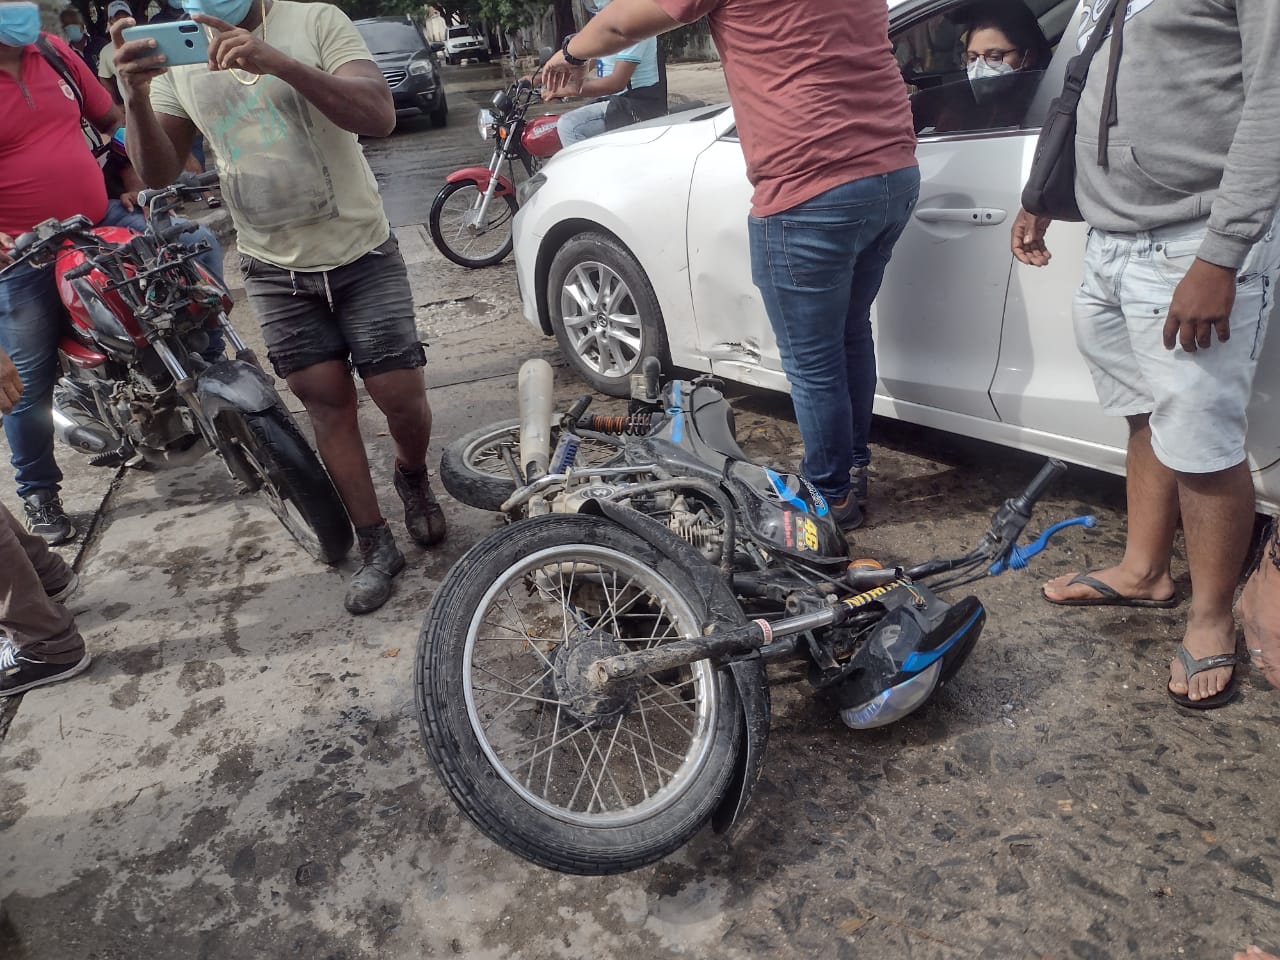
[551,102,730,158]
[370,51,420,70]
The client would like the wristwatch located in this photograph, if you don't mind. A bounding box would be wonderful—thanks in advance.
[561,34,588,67]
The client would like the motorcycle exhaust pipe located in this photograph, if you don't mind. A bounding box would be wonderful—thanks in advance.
[51,396,114,455]
[517,358,554,483]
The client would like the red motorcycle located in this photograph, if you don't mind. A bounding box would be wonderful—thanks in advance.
[429,79,562,269]
[5,175,352,563]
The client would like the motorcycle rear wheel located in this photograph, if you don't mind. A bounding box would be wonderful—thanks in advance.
[416,514,742,874]
[217,407,353,564]
[439,418,625,512]
[429,179,518,269]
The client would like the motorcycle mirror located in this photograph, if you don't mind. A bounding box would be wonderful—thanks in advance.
[538,45,554,61]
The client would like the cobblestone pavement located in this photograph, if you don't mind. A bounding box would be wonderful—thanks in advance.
[1,63,1277,960]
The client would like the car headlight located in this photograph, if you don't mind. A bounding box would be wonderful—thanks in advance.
[517,172,547,205]
[477,108,497,141]
[409,58,433,77]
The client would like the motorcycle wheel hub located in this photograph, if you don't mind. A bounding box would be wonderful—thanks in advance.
[551,634,636,729]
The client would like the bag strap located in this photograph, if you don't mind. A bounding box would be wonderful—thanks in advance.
[33,34,111,159]
[1095,0,1130,167]
[1067,0,1126,86]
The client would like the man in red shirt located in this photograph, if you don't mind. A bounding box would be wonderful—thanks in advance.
[544,0,918,529]
[0,1,221,543]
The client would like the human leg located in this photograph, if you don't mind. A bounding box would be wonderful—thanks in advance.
[0,265,74,542]
[843,165,920,496]
[1240,516,1280,687]
[748,173,909,510]
[332,237,445,547]
[0,502,89,697]
[557,100,610,146]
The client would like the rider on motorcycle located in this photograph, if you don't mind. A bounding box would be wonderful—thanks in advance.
[548,0,668,146]
[0,3,224,544]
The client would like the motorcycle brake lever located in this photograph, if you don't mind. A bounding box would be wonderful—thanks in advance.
[987,515,1096,575]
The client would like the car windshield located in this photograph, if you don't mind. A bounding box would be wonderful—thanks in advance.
[355,21,421,55]
[447,26,475,38]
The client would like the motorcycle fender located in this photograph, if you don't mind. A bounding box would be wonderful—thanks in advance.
[194,360,279,417]
[580,500,771,832]
[445,167,516,198]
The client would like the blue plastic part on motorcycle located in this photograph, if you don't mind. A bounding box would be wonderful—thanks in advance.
[988,514,1097,575]
[900,604,984,673]
[668,380,684,443]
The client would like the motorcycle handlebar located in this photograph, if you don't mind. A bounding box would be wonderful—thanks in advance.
[1010,459,1067,516]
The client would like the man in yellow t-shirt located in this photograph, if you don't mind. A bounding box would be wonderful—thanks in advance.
[112,0,447,615]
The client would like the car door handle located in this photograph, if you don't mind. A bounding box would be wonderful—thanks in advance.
[914,207,1007,225]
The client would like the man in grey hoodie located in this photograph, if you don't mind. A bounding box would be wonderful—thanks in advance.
[1011,0,1280,709]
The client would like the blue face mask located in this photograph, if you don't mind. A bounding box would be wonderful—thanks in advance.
[0,2,42,48]
[64,23,83,41]
[182,0,254,26]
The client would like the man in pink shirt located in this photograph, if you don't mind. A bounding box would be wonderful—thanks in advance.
[0,1,222,544]
[544,0,918,529]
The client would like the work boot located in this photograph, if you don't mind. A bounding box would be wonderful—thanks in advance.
[393,461,447,547]
[344,521,406,615]
[23,490,75,545]
[850,465,869,508]
[830,495,864,532]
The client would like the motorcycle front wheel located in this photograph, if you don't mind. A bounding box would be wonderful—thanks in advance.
[439,418,625,512]
[416,514,743,875]
[429,179,519,269]
[217,406,353,564]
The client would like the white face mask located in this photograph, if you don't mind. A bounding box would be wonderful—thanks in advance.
[966,58,1017,82]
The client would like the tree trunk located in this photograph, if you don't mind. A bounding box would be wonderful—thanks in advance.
[552,0,576,41]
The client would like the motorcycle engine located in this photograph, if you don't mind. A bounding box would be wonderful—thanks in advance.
[664,495,724,562]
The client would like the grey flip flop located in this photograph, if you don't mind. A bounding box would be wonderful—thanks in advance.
[1168,644,1239,710]
[1042,571,1178,608]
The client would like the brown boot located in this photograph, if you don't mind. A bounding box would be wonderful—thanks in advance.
[394,461,447,547]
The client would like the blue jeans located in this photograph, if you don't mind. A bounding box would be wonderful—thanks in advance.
[557,100,610,146]
[0,204,226,498]
[748,166,920,502]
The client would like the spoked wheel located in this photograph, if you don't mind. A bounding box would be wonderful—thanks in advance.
[217,407,353,564]
[439,418,625,511]
[416,514,743,874]
[428,179,518,268]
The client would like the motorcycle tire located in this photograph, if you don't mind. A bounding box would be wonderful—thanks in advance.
[217,406,353,565]
[439,418,625,512]
[428,179,519,269]
[416,514,743,875]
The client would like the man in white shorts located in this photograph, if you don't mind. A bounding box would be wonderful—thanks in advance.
[1011,0,1280,709]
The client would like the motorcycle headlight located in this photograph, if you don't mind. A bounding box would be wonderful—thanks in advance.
[839,660,942,730]
[409,58,433,77]
[477,108,497,140]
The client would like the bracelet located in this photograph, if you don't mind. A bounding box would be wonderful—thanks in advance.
[561,34,588,67]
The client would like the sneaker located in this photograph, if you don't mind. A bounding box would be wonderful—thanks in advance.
[344,521,406,615]
[0,638,92,698]
[850,466,869,508]
[393,462,447,548]
[23,490,75,545]
[830,494,864,531]
[46,571,80,605]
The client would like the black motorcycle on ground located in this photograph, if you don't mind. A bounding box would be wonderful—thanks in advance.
[4,175,352,562]
[418,358,1091,874]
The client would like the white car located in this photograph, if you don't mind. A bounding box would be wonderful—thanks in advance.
[443,24,489,65]
[512,0,1280,512]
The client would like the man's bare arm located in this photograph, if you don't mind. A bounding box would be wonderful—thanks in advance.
[544,0,681,88]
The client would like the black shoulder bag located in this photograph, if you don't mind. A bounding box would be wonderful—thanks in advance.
[1021,0,1128,222]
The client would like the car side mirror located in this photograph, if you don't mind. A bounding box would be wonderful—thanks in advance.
[431,41,444,52]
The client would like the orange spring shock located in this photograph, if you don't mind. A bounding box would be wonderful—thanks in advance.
[581,413,654,435]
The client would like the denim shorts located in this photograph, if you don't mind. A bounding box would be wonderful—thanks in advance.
[240,235,425,380]
[1073,218,1280,474]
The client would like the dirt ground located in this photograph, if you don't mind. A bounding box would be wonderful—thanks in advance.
[2,62,1278,960]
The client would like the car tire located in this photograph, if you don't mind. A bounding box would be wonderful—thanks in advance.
[547,232,669,398]
[430,93,448,128]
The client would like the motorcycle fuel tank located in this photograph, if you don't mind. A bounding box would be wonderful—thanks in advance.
[522,115,562,159]
[53,227,149,354]
[727,462,848,565]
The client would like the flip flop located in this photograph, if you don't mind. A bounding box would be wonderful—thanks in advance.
[1168,644,1239,710]
[1042,571,1178,608]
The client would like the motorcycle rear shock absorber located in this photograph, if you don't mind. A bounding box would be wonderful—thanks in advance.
[579,413,654,436]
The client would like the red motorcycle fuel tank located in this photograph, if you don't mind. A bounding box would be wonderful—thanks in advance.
[53,226,149,353]
[521,115,562,159]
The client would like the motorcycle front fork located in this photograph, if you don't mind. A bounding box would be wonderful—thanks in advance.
[464,145,513,231]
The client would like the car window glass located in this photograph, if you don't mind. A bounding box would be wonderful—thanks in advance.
[356,21,422,54]
[894,0,1073,137]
